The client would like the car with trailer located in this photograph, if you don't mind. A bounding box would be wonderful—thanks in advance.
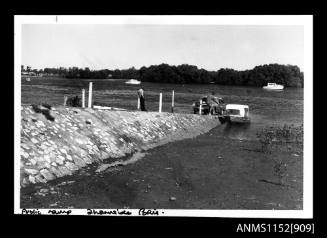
[192,97,250,124]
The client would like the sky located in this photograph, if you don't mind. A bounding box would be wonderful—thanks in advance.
[21,24,304,71]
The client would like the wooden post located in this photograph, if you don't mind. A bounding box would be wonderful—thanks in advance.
[159,93,162,113]
[88,82,93,108]
[171,90,174,113]
[137,96,140,110]
[63,96,68,106]
[199,99,202,115]
[82,89,85,108]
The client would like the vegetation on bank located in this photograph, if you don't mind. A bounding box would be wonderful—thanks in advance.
[256,124,303,185]
[21,63,303,88]
[256,124,303,153]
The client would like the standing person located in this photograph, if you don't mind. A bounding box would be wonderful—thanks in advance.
[207,91,219,115]
[138,88,146,111]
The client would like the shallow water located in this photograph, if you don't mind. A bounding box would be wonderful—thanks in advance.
[21,77,303,141]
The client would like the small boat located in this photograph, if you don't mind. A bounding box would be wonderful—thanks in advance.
[26,78,31,81]
[125,79,141,85]
[263,82,284,90]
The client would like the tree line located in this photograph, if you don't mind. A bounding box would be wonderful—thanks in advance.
[21,63,304,88]
[138,63,303,87]
[21,65,138,79]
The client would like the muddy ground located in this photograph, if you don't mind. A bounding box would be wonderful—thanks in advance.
[21,124,303,210]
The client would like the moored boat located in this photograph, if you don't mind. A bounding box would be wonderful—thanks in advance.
[125,79,141,85]
[263,82,284,90]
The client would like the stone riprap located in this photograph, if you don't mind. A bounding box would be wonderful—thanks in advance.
[20,105,219,187]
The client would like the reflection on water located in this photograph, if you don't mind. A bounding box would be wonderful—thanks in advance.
[222,122,251,140]
[213,118,254,141]
[216,111,301,141]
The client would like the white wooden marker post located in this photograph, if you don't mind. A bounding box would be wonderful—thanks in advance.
[171,90,174,113]
[63,96,68,106]
[82,89,85,108]
[137,96,140,110]
[88,82,93,108]
[159,93,162,113]
[199,99,202,115]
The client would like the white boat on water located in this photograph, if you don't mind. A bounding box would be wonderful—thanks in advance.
[263,82,284,90]
[125,79,141,85]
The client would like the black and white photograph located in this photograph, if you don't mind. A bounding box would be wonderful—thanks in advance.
[14,15,313,218]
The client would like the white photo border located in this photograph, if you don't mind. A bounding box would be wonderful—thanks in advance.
[14,15,313,218]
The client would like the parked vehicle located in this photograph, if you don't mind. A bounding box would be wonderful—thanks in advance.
[192,97,250,124]
[192,96,228,124]
[224,104,250,123]
[263,82,284,90]
[192,96,210,115]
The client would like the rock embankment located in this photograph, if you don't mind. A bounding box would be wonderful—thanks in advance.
[20,105,219,187]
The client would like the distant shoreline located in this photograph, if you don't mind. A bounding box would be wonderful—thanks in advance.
[21,75,303,89]
[21,63,303,88]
